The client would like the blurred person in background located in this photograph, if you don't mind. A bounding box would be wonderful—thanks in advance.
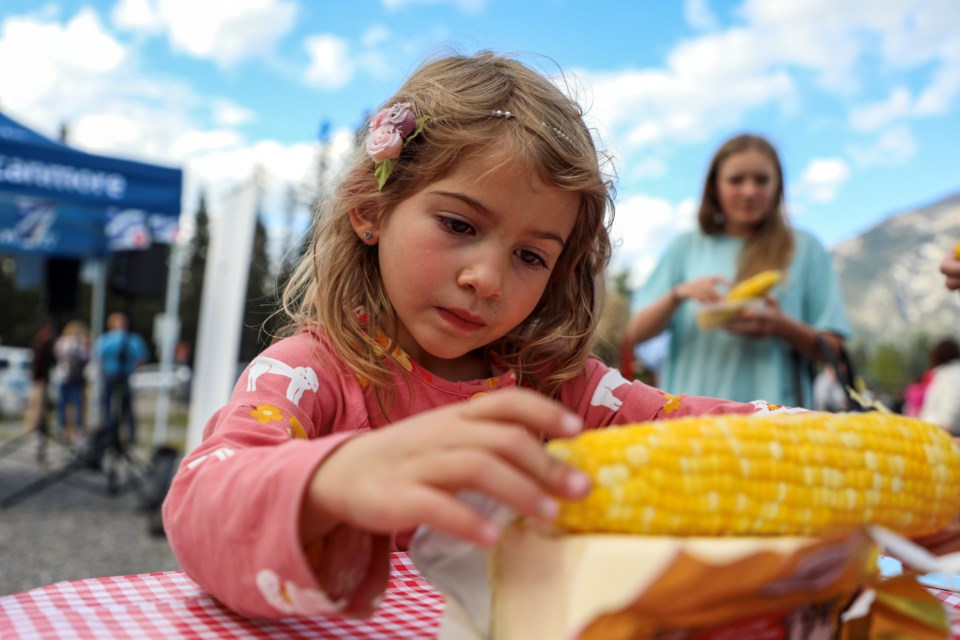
[94,312,149,448]
[53,319,91,445]
[812,365,848,413]
[903,339,959,417]
[23,318,57,461]
[919,338,960,434]
[621,133,850,407]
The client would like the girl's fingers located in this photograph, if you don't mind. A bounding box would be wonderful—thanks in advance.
[460,388,583,439]
[390,486,503,546]
[417,449,565,523]
[421,419,592,501]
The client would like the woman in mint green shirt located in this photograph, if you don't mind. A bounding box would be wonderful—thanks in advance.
[622,134,850,406]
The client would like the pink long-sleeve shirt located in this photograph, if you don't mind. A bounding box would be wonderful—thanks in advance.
[163,329,770,618]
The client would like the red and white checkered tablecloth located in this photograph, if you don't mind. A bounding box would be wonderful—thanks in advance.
[0,553,442,639]
[4,553,960,639]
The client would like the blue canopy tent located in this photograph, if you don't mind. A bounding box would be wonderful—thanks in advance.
[0,111,184,439]
[0,111,182,258]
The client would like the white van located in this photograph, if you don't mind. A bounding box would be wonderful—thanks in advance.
[0,346,33,418]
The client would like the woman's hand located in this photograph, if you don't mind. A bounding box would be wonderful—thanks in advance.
[724,295,783,339]
[302,388,592,548]
[676,276,729,304]
[941,248,960,291]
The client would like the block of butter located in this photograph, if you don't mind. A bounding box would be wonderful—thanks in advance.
[489,522,834,640]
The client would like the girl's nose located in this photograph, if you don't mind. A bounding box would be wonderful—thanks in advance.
[457,255,503,299]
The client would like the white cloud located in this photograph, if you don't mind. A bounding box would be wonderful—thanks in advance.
[111,0,162,33]
[584,64,795,152]
[794,158,851,203]
[624,157,669,181]
[847,126,918,167]
[71,112,143,152]
[212,101,254,127]
[381,0,486,15]
[849,87,913,132]
[914,37,960,116]
[609,194,697,288]
[112,0,298,66]
[361,25,390,48]
[303,34,354,89]
[0,10,127,112]
[150,0,296,66]
[577,0,959,186]
[170,129,245,158]
[684,0,720,31]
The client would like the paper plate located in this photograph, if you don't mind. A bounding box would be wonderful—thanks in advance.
[696,299,763,330]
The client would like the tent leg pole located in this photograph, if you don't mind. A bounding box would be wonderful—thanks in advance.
[88,259,107,430]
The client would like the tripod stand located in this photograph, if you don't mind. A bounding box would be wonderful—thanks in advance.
[0,412,150,510]
[0,395,61,465]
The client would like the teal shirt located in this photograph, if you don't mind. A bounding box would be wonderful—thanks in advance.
[634,229,851,406]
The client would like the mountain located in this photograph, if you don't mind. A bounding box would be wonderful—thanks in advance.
[830,192,960,344]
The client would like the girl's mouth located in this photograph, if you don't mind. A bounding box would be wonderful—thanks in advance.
[437,307,485,331]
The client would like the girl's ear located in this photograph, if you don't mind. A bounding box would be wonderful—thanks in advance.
[348,208,380,244]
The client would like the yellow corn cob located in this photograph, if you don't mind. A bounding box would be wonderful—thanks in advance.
[547,413,960,538]
[725,269,783,301]
[954,239,960,259]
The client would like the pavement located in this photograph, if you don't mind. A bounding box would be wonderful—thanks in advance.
[0,411,184,597]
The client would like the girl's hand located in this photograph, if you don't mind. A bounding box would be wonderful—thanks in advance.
[302,388,591,547]
[676,276,729,304]
[724,295,783,339]
[941,248,960,291]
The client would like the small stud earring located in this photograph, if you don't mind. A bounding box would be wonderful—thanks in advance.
[363,230,373,240]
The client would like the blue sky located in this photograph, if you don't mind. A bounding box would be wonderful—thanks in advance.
[1,0,958,285]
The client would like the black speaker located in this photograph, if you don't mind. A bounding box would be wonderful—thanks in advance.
[46,257,81,312]
[111,245,169,299]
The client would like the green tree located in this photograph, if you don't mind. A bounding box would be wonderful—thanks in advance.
[865,343,910,395]
[238,215,273,363]
[178,193,210,364]
[0,254,44,345]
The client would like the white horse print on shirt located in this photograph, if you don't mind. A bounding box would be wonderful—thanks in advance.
[590,369,628,411]
[246,356,319,405]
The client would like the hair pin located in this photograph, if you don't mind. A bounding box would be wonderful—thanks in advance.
[491,109,514,119]
[548,124,575,148]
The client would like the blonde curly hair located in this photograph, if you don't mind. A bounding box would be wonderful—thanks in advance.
[278,50,615,405]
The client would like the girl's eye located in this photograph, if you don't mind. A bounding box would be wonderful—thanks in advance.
[517,249,548,269]
[438,216,474,235]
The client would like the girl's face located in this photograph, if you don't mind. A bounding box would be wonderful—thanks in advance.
[716,148,779,237]
[364,153,578,381]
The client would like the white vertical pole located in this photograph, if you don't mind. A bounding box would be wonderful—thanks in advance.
[185,181,257,452]
[152,238,184,446]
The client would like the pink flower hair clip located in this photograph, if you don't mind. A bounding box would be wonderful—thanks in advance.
[366,102,430,190]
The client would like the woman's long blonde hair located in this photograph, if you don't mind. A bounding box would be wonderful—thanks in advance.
[277,50,615,403]
[697,133,794,281]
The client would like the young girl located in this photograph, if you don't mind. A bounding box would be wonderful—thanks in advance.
[162,51,765,620]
